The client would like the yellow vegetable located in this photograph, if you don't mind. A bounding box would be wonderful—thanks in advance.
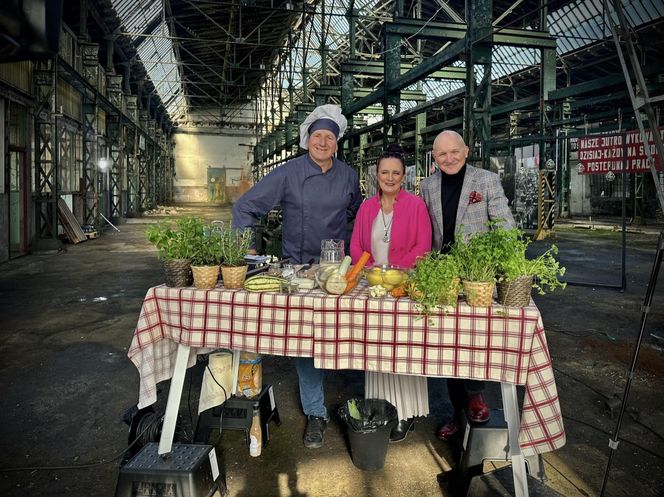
[383,269,404,285]
[366,271,384,286]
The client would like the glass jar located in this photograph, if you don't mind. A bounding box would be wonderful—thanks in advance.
[320,239,345,267]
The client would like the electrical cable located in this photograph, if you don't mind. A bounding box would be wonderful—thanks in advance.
[563,415,664,461]
[205,362,229,444]
[553,366,664,443]
[0,413,164,473]
[549,327,617,340]
[542,457,590,497]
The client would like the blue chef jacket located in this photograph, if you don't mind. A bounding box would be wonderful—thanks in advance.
[232,153,362,264]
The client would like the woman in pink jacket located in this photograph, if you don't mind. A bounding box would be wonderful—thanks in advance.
[349,143,432,442]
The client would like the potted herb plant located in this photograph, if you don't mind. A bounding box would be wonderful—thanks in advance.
[408,252,461,317]
[451,228,501,307]
[190,222,223,289]
[495,229,566,306]
[146,217,202,287]
[219,226,253,288]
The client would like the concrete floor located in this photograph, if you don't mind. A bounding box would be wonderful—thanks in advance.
[0,204,663,497]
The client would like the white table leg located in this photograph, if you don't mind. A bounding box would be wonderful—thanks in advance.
[501,382,529,497]
[158,344,191,455]
[231,349,241,396]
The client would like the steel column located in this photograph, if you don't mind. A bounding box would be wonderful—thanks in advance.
[107,116,124,219]
[415,111,427,191]
[383,23,401,147]
[138,144,149,211]
[82,101,99,225]
[34,58,59,246]
[126,127,138,216]
[464,0,493,167]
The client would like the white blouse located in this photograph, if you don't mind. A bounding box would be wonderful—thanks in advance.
[370,210,392,265]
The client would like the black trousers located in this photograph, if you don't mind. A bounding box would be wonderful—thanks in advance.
[447,378,485,422]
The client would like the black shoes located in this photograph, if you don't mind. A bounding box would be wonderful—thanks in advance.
[303,415,327,448]
[390,417,415,443]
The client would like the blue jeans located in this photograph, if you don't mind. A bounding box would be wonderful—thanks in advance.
[295,357,328,419]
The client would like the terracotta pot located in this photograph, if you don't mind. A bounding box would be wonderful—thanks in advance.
[163,259,193,288]
[497,275,533,307]
[462,280,495,307]
[221,265,248,289]
[191,265,220,289]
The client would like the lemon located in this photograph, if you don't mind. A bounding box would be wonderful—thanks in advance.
[381,283,395,290]
[383,269,404,285]
[366,271,384,286]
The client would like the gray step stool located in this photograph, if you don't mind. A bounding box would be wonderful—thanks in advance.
[115,443,225,497]
[459,409,544,480]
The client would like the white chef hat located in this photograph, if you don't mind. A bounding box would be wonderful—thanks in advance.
[299,104,347,150]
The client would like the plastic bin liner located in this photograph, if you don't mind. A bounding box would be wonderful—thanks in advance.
[338,398,397,433]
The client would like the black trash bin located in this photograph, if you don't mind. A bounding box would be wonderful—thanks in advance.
[338,398,398,471]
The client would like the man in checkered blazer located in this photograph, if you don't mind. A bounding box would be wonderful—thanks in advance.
[420,130,515,441]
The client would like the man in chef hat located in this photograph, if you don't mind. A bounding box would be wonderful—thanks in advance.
[233,104,362,448]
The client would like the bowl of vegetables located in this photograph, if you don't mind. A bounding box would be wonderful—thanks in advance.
[316,252,371,295]
[363,265,410,290]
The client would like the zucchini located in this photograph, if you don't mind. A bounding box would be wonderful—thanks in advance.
[244,275,286,292]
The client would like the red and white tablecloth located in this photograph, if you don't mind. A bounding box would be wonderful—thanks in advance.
[129,283,565,456]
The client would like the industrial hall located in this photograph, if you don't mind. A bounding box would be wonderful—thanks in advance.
[1,1,663,496]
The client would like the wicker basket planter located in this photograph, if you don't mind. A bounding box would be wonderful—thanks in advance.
[462,280,495,307]
[497,275,533,307]
[221,265,248,289]
[191,265,220,289]
[163,259,193,288]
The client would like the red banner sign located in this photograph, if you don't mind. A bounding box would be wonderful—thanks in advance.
[577,128,663,174]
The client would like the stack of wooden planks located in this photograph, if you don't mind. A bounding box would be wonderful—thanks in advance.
[57,198,88,244]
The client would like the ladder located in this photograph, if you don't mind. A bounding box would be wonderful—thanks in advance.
[604,0,664,214]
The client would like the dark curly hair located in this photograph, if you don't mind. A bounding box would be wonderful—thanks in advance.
[376,143,405,173]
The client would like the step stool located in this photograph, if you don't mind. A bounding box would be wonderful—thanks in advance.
[459,409,544,480]
[195,384,281,447]
[114,443,225,497]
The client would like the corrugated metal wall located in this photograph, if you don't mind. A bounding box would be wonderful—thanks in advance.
[98,108,106,135]
[0,61,34,95]
[57,77,82,121]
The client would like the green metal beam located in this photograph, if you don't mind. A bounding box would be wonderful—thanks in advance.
[549,74,625,100]
[344,119,387,139]
[344,86,384,116]
[340,60,467,79]
[315,85,426,101]
[541,48,557,100]
[385,17,557,49]
[343,33,465,116]
[388,38,466,92]
[491,95,539,115]
[423,116,465,135]
[392,87,466,121]
[384,18,466,39]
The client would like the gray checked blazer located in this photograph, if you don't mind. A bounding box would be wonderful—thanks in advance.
[420,164,515,251]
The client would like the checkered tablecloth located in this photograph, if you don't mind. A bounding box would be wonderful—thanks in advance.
[129,283,565,456]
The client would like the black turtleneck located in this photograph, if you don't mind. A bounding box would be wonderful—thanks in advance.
[440,165,467,252]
